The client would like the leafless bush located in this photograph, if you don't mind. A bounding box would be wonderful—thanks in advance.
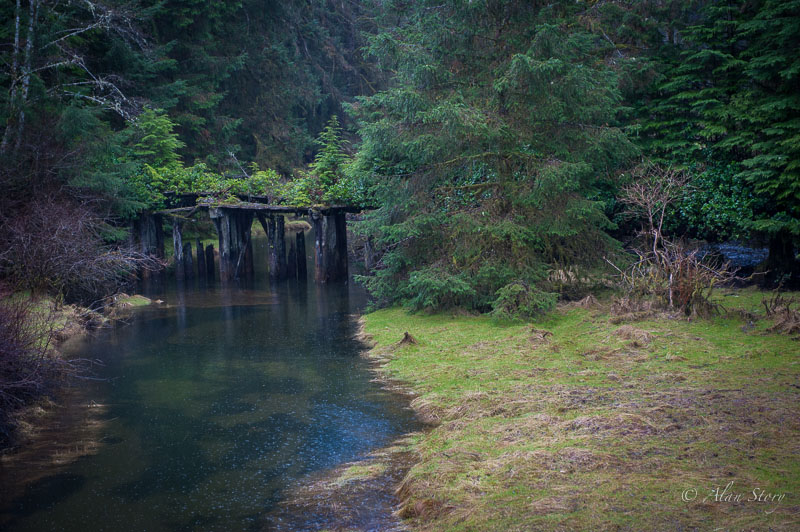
[762,292,800,336]
[609,163,737,316]
[0,196,161,305]
[0,290,72,444]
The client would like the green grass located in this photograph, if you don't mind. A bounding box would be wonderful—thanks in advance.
[362,290,800,531]
[114,294,152,307]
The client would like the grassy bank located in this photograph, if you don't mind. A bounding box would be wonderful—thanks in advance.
[362,288,799,531]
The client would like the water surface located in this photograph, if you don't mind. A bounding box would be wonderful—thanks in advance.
[2,266,418,530]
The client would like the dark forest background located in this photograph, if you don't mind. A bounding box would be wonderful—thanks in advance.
[1,0,798,309]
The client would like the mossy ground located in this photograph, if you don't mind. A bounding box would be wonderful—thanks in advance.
[362,287,800,531]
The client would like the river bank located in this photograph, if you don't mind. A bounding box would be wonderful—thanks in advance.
[0,293,152,453]
[361,287,800,531]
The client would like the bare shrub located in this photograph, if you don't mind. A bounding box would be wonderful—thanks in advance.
[0,290,72,445]
[762,292,800,336]
[0,196,161,305]
[609,163,737,316]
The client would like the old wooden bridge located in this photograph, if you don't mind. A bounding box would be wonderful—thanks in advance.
[132,193,366,283]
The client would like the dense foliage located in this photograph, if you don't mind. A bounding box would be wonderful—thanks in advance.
[348,1,637,312]
[1,0,799,309]
[624,0,800,280]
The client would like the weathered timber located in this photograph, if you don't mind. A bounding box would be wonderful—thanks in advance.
[257,214,276,279]
[153,202,365,283]
[287,240,298,280]
[133,213,164,279]
[275,215,287,279]
[183,242,195,279]
[296,231,307,280]
[257,213,288,281]
[205,244,215,280]
[326,212,348,282]
[161,191,371,214]
[311,212,325,283]
[196,239,206,279]
[158,203,368,216]
[172,221,184,280]
[209,207,254,281]
[310,212,348,283]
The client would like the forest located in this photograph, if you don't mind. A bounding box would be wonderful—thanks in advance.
[0,0,799,530]
[1,0,798,308]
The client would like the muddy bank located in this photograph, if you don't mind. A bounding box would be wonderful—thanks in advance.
[263,436,422,531]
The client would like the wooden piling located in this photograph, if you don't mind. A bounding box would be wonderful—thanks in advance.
[196,239,206,278]
[275,215,287,279]
[296,230,307,280]
[258,213,288,281]
[331,212,348,282]
[287,239,298,280]
[316,212,348,283]
[210,208,254,281]
[205,244,215,280]
[311,211,325,283]
[258,214,278,280]
[183,242,194,279]
[172,221,184,280]
[134,213,165,279]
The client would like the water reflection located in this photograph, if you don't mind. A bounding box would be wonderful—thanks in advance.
[2,258,419,531]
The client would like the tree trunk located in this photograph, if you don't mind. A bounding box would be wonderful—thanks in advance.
[0,0,22,153]
[15,0,38,152]
[763,230,800,288]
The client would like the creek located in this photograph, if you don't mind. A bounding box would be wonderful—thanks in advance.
[1,237,419,531]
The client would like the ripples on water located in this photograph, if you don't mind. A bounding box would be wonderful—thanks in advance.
[1,242,420,531]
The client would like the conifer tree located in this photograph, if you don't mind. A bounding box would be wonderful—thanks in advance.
[631,0,800,282]
[350,0,637,313]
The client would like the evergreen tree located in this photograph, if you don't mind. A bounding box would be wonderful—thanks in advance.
[630,0,800,282]
[736,0,800,282]
[351,0,637,313]
[310,115,348,188]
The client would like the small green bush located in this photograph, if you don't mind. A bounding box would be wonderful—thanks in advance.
[490,281,557,321]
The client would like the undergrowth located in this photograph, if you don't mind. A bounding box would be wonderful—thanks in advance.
[0,291,72,446]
